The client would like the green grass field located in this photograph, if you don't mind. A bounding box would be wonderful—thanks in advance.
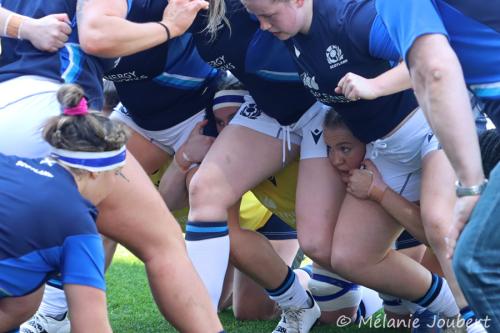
[106,246,406,332]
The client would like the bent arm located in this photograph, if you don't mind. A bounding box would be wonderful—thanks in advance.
[336,62,412,100]
[77,0,208,57]
[65,284,112,333]
[379,189,427,245]
[0,7,71,52]
[370,61,412,97]
[408,35,484,187]
[159,159,194,211]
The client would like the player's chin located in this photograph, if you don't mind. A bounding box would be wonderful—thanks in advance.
[271,31,291,40]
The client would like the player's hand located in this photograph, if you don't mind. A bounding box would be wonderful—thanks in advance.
[175,120,215,170]
[335,72,380,101]
[447,195,480,259]
[162,0,209,38]
[347,160,387,202]
[21,14,71,52]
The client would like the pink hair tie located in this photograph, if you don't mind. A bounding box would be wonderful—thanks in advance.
[64,98,88,116]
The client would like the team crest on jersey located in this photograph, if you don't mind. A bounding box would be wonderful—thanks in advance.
[240,103,262,120]
[326,45,348,69]
[300,73,319,91]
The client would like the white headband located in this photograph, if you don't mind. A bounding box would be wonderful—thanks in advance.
[51,146,126,172]
[212,89,249,112]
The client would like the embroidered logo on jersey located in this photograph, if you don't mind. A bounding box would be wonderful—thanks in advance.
[208,55,236,71]
[311,129,323,144]
[240,103,262,120]
[104,71,148,82]
[300,73,319,91]
[326,45,348,69]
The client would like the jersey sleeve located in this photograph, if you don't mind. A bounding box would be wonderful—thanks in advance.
[61,234,106,291]
[368,15,401,62]
[375,0,449,62]
[344,1,377,56]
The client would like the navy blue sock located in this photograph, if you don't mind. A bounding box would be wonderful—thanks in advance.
[265,267,294,297]
[413,273,443,307]
[460,306,478,326]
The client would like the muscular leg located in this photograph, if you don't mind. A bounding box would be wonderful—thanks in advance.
[125,129,170,174]
[187,124,298,306]
[331,194,430,298]
[0,286,44,332]
[232,238,299,320]
[97,152,222,332]
[296,158,344,269]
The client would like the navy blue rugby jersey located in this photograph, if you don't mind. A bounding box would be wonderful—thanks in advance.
[286,0,418,143]
[189,0,316,126]
[104,0,219,131]
[0,0,117,110]
[0,154,105,297]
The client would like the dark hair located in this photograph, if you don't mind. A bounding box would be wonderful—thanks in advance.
[323,107,347,129]
[479,129,500,178]
[103,80,120,112]
[43,84,129,153]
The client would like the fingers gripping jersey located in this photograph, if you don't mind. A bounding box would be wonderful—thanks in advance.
[0,0,117,109]
[285,0,418,143]
[0,154,105,297]
[104,0,219,131]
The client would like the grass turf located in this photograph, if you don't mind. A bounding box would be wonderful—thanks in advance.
[107,246,405,332]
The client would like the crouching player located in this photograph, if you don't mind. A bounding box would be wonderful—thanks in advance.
[0,84,129,333]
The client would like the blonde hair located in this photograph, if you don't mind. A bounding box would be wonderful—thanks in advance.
[205,0,231,41]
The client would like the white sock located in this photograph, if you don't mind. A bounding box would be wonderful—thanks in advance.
[359,286,383,318]
[467,320,487,333]
[39,285,68,318]
[269,269,311,309]
[185,221,230,309]
[414,274,459,317]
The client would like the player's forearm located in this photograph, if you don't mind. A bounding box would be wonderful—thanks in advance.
[78,15,169,57]
[409,35,484,187]
[380,189,428,245]
[159,161,190,211]
[371,61,412,97]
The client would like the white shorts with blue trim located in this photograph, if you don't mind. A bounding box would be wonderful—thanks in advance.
[230,96,330,160]
[0,76,62,158]
[365,108,440,202]
[111,104,206,155]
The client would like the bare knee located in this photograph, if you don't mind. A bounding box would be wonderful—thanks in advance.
[188,170,234,212]
[329,250,354,280]
[298,235,332,269]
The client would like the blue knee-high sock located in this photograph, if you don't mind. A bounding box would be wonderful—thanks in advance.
[185,221,230,309]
